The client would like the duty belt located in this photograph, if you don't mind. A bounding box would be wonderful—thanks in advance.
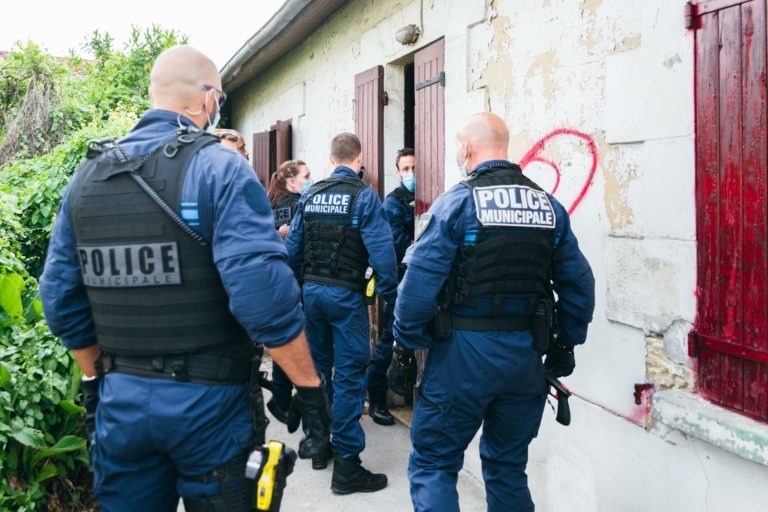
[450,314,531,332]
[100,352,251,385]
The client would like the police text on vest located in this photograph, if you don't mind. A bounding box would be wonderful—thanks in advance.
[77,242,182,287]
[473,185,556,228]
[304,193,352,215]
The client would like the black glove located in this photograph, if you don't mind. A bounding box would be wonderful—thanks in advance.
[285,377,332,459]
[544,342,575,378]
[81,376,100,446]
[387,343,415,397]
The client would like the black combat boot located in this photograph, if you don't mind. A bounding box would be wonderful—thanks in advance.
[368,402,395,426]
[331,455,387,494]
[311,441,334,470]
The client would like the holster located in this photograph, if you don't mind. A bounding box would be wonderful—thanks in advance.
[429,308,452,341]
[248,348,269,446]
[531,299,552,352]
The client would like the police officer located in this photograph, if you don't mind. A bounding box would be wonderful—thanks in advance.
[268,160,313,240]
[215,128,250,160]
[394,112,595,512]
[39,46,330,512]
[367,147,416,425]
[285,133,398,493]
[266,160,312,423]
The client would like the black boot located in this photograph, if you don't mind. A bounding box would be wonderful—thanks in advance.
[312,441,334,470]
[331,455,387,494]
[368,402,395,426]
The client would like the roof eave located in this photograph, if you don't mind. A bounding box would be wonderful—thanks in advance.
[221,0,350,93]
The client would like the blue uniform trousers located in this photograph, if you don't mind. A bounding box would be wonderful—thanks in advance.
[409,330,547,512]
[367,302,395,404]
[303,282,370,458]
[92,373,254,511]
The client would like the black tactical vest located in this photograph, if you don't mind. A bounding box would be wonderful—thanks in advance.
[387,186,415,242]
[301,177,369,291]
[442,163,556,328]
[68,130,250,356]
[272,193,300,229]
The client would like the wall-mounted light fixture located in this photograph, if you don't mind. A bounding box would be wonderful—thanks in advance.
[395,24,421,46]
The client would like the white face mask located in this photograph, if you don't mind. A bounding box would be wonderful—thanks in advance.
[456,143,471,178]
[457,156,470,178]
[206,103,221,134]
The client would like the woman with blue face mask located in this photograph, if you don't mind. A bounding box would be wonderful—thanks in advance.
[267,160,312,240]
[265,159,312,427]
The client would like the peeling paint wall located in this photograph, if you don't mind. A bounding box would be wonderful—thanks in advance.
[229,0,768,509]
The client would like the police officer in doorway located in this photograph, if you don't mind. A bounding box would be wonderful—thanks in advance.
[39,45,330,512]
[394,112,595,512]
[286,133,398,493]
[367,147,416,425]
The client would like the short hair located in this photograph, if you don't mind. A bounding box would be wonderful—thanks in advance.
[215,128,244,145]
[331,133,361,163]
[395,147,415,170]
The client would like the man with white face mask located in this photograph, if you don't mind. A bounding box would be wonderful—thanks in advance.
[394,112,595,512]
[367,147,416,425]
[40,45,330,511]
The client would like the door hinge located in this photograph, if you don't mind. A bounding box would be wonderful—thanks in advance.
[383,91,389,106]
[685,1,697,30]
[415,71,445,91]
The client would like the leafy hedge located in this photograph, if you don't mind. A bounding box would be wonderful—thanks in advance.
[0,26,186,511]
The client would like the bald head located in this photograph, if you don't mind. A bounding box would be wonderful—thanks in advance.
[149,45,221,126]
[455,112,510,173]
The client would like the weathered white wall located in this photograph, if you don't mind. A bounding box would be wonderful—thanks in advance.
[230,0,768,509]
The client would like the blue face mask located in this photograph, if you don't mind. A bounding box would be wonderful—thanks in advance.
[401,173,415,192]
[300,179,314,195]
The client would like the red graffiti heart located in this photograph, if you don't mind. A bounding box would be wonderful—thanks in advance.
[518,128,598,215]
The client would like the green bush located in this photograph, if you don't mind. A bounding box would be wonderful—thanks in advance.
[0,26,186,511]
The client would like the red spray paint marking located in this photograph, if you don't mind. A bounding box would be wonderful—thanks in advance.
[519,128,598,214]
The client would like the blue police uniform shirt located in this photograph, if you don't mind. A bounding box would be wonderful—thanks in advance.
[285,166,398,303]
[394,160,595,350]
[383,183,415,263]
[40,109,305,350]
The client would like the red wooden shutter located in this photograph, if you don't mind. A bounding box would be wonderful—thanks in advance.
[693,0,768,421]
[252,131,271,188]
[414,38,445,216]
[355,65,385,198]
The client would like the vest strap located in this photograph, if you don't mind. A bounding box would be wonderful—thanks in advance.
[450,314,531,332]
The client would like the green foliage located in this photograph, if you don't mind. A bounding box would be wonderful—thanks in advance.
[0,282,90,511]
[0,25,186,511]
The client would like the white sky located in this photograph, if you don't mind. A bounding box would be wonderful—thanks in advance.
[0,0,286,69]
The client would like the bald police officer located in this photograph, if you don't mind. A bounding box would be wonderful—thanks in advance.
[394,112,595,511]
[40,45,329,512]
[286,133,398,493]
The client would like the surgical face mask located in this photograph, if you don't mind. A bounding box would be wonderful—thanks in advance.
[205,101,221,134]
[457,156,471,178]
[206,110,221,134]
[456,143,471,178]
[401,173,415,192]
[300,179,314,195]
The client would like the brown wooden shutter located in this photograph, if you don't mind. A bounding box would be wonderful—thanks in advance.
[414,38,445,216]
[252,131,271,188]
[355,65,385,198]
[275,119,293,168]
[412,39,446,391]
[693,0,768,421]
